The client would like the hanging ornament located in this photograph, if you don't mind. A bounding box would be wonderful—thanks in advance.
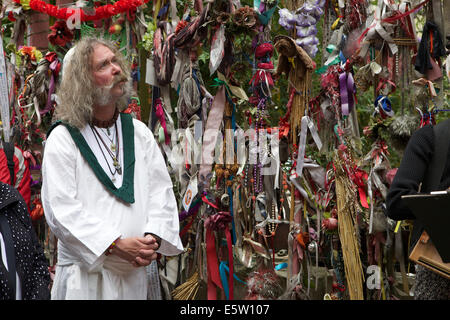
[322,217,338,231]
[108,23,123,35]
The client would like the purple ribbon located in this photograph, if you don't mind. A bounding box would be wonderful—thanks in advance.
[179,199,202,221]
[339,72,356,116]
[41,59,59,115]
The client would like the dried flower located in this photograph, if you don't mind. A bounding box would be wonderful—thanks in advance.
[233,6,257,29]
[18,46,42,62]
[242,12,257,28]
[216,12,231,24]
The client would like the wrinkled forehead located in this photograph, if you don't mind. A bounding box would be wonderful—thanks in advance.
[91,44,116,69]
[62,42,117,76]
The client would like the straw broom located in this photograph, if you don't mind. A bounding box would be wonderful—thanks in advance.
[334,152,365,300]
[171,271,202,300]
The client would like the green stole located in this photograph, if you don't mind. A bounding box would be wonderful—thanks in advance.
[47,113,135,203]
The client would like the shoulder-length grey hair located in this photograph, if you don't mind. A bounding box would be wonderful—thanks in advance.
[55,37,132,129]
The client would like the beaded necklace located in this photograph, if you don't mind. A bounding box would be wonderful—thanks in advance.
[91,108,119,130]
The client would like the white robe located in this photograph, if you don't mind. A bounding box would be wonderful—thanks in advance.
[41,115,183,300]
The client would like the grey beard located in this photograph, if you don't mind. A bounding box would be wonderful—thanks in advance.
[93,83,115,106]
[92,79,133,106]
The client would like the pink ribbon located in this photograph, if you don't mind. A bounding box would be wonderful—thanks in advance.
[199,86,226,188]
[155,98,170,145]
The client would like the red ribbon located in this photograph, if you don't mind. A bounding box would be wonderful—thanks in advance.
[351,167,369,209]
[179,211,198,237]
[206,228,223,300]
[205,211,233,300]
[278,88,295,138]
[202,194,218,209]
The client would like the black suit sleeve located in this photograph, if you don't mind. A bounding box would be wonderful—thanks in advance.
[386,125,434,220]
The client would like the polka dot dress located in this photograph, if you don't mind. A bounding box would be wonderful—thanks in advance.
[0,182,50,300]
[414,265,450,300]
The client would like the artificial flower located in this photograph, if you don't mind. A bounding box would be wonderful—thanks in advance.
[48,20,74,47]
[19,0,31,10]
[295,25,317,38]
[8,12,16,21]
[18,46,42,62]
[278,8,294,30]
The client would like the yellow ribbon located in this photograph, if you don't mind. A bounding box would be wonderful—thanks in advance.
[154,0,161,22]
[288,56,296,69]
[331,6,341,30]
[394,221,402,233]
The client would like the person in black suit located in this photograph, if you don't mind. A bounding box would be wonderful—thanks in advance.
[0,181,50,299]
[386,125,450,299]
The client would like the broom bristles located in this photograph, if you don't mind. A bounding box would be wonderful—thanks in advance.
[171,271,201,300]
[335,153,365,300]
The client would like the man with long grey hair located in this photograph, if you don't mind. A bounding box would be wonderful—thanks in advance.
[41,37,183,299]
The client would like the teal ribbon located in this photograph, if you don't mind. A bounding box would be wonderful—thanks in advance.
[257,1,279,25]
[253,0,261,11]
[212,78,232,97]
[219,261,247,300]
[275,262,288,271]
[334,124,345,145]
[316,45,343,74]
